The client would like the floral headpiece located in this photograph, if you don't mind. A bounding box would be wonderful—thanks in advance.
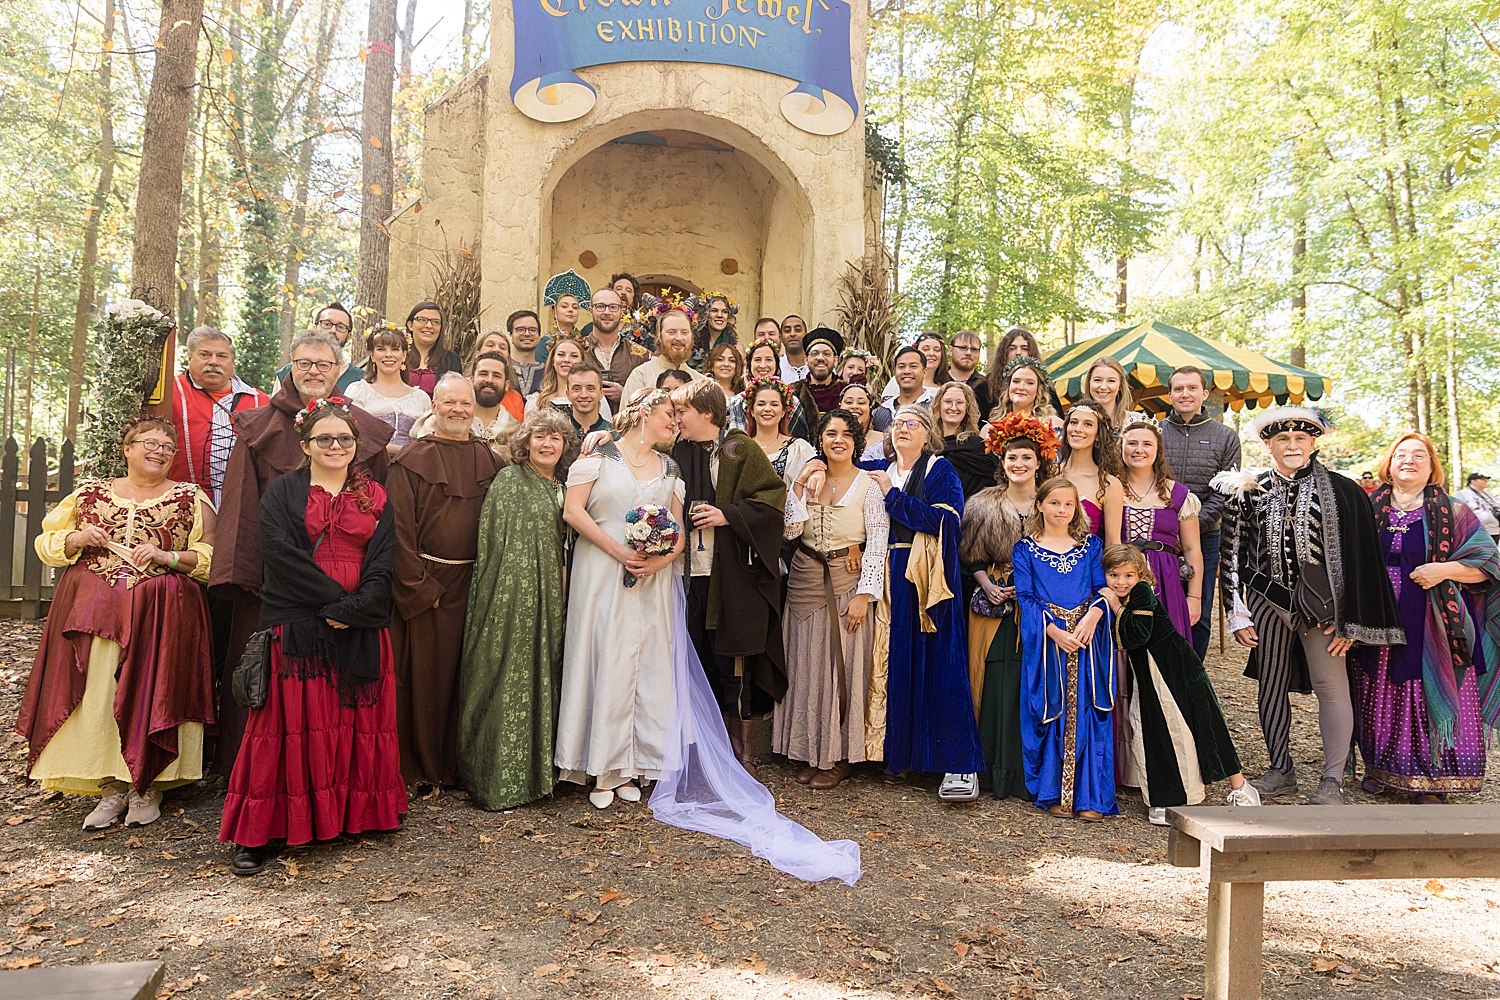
[747,336,780,358]
[1001,354,1052,386]
[741,375,794,412]
[838,347,878,371]
[363,325,413,351]
[294,395,353,430]
[696,291,739,316]
[985,412,1060,461]
[651,294,697,326]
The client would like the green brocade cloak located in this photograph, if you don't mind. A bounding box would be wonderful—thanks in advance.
[457,464,567,810]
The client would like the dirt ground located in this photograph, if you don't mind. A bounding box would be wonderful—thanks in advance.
[1,618,1497,1000]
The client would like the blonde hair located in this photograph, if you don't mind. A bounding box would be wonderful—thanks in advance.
[614,387,673,436]
[932,381,981,441]
[1028,477,1091,544]
[1376,431,1445,487]
[1085,356,1134,431]
[1102,543,1156,588]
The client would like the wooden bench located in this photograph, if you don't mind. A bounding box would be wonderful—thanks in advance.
[1166,804,1500,1000]
[0,961,163,1000]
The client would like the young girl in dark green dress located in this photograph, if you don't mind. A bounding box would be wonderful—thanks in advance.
[1099,545,1260,824]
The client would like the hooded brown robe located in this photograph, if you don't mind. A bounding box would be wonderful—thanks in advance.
[207,376,392,773]
[387,435,503,785]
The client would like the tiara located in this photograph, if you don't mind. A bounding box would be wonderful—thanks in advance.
[293,396,352,429]
[985,412,1060,462]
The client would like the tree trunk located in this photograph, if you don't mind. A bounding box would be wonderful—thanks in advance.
[281,0,339,362]
[24,264,40,473]
[1115,255,1128,319]
[1290,212,1307,369]
[67,0,117,441]
[461,0,473,72]
[355,0,399,335]
[1445,276,1463,483]
[177,87,198,332]
[891,0,907,306]
[130,0,204,311]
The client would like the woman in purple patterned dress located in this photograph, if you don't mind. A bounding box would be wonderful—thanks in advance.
[1118,423,1203,642]
[1356,432,1500,803]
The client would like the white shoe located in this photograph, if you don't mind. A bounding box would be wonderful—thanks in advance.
[937,773,979,802]
[615,782,641,803]
[1226,783,1262,807]
[125,788,163,827]
[588,788,614,810]
[1147,807,1169,825]
[83,781,130,830]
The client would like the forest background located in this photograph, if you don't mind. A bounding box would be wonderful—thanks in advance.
[2,0,1499,474]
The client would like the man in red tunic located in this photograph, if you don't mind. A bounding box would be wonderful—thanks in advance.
[208,330,393,774]
[168,327,270,506]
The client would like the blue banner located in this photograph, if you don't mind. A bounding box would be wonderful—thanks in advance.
[510,0,859,135]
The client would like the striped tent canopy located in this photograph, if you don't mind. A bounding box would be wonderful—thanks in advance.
[1046,320,1331,414]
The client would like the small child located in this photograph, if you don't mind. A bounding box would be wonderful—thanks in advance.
[1099,544,1261,824]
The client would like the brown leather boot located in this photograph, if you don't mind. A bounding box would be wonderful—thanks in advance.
[724,717,758,779]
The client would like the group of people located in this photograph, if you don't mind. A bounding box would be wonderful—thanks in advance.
[15,282,1500,887]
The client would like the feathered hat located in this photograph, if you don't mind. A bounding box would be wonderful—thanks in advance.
[1246,405,1335,441]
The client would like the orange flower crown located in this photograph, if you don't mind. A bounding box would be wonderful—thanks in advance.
[985,412,1060,461]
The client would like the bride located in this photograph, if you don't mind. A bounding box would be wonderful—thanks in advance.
[562,386,864,886]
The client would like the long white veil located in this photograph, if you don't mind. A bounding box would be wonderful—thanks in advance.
[648,575,863,886]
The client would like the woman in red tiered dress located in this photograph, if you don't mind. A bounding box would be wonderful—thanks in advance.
[220,398,407,875]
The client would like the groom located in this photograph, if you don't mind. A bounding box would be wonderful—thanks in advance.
[671,380,788,780]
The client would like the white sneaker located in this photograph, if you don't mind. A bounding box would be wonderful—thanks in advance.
[125,788,163,827]
[83,781,130,830]
[1147,807,1169,825]
[588,788,614,810]
[615,782,641,803]
[937,773,979,802]
[1226,783,1262,807]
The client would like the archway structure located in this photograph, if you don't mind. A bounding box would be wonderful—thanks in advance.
[387,0,872,336]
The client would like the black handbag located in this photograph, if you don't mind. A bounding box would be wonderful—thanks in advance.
[232,629,275,709]
[1294,561,1336,627]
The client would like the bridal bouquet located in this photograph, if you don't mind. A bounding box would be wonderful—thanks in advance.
[622,504,681,588]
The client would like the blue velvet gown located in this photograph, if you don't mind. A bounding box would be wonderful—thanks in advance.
[871,455,986,775]
[1013,534,1118,814]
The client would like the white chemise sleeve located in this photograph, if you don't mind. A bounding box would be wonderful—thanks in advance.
[566,454,603,488]
[858,475,889,598]
[784,486,810,541]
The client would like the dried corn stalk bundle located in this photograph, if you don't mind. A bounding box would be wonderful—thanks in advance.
[426,240,484,369]
[833,251,902,378]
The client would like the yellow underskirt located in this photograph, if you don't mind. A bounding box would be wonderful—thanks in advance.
[29,635,203,795]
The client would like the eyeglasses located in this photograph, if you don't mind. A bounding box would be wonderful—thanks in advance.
[292,359,338,373]
[411,316,442,328]
[309,435,356,449]
[512,325,540,335]
[316,319,352,334]
[591,303,622,313]
[893,419,924,430]
[132,439,177,454]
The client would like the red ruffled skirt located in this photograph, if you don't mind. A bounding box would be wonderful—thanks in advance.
[219,628,408,847]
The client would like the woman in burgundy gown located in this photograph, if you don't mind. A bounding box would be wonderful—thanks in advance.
[220,399,407,875]
[1117,423,1203,642]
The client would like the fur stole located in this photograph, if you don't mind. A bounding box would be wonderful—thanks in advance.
[959,486,1027,568]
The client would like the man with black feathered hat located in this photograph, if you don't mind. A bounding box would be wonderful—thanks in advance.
[1215,406,1403,805]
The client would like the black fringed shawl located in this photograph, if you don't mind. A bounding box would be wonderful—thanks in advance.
[257,468,396,705]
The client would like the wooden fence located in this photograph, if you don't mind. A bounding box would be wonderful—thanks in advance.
[0,437,76,619]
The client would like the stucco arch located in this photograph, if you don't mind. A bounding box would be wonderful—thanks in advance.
[536,107,816,326]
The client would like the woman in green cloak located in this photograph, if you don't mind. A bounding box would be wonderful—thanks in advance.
[457,409,579,809]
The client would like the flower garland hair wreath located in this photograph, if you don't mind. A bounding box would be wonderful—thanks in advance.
[985,411,1061,462]
[740,375,794,413]
[294,395,354,431]
[363,325,413,353]
[1000,354,1052,387]
[698,291,739,316]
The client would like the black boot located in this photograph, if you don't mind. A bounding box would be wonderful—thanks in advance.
[232,844,271,876]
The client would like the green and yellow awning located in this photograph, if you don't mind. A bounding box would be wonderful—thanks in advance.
[1046,320,1331,413]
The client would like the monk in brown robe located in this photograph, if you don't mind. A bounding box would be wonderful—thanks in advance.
[208,330,393,775]
[388,374,503,786]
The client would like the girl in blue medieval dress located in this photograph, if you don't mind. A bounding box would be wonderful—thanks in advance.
[1013,478,1118,818]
